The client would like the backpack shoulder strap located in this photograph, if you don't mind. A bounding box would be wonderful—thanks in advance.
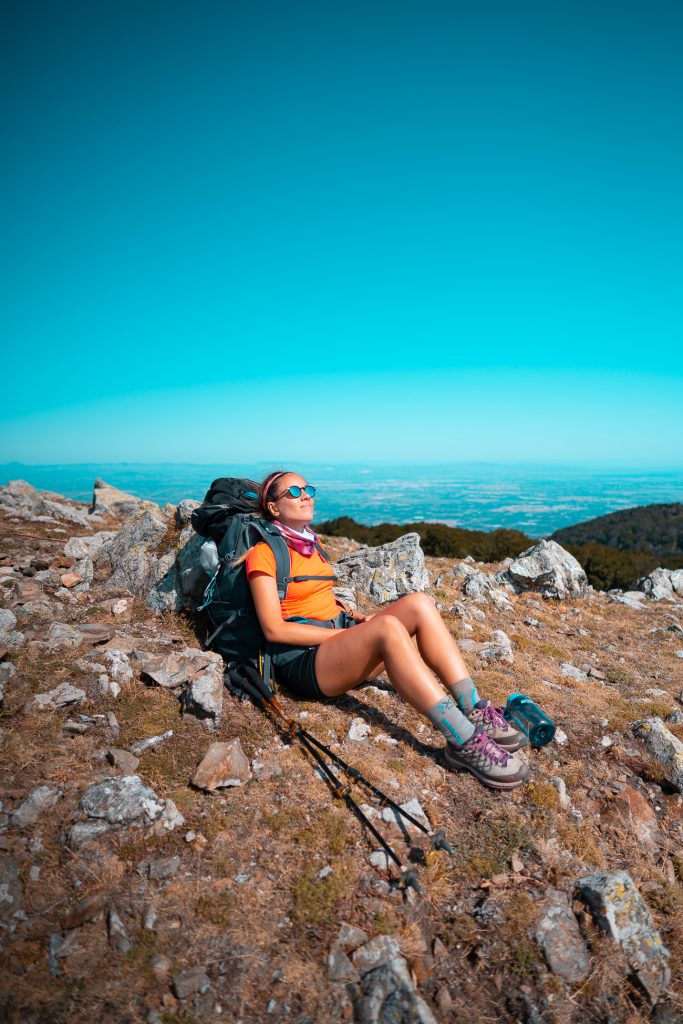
[251,519,291,602]
[313,539,331,563]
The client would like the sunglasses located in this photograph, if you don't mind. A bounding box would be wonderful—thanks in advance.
[275,484,317,500]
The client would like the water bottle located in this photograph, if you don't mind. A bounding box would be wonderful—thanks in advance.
[503,693,556,747]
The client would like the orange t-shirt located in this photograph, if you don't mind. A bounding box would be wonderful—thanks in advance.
[246,542,339,622]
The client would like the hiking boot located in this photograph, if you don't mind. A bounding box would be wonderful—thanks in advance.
[468,699,528,752]
[443,726,530,790]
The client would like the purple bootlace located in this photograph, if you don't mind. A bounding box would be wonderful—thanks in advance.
[480,703,510,732]
[466,728,509,766]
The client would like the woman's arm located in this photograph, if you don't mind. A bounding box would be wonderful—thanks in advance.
[249,572,341,646]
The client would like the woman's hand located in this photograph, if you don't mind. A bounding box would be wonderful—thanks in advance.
[352,610,373,623]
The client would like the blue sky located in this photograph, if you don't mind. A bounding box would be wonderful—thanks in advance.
[2,0,682,465]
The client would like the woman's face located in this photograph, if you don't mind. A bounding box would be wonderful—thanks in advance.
[268,472,315,530]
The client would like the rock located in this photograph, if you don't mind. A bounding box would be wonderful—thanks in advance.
[352,936,401,975]
[602,785,660,853]
[104,650,134,686]
[60,892,107,930]
[560,662,588,682]
[333,585,357,611]
[64,531,117,561]
[345,718,372,744]
[105,502,174,598]
[547,776,571,810]
[577,870,670,1001]
[0,609,24,649]
[335,533,429,603]
[181,656,224,730]
[631,718,683,793]
[191,740,251,791]
[91,478,143,517]
[149,526,207,613]
[507,540,588,599]
[106,711,120,740]
[554,728,569,746]
[328,946,361,983]
[0,661,16,707]
[145,856,181,880]
[106,749,140,774]
[354,950,438,1024]
[12,786,62,828]
[74,623,114,645]
[129,730,174,756]
[666,709,683,725]
[250,757,282,782]
[633,567,683,602]
[611,591,647,610]
[135,647,219,689]
[462,571,513,610]
[44,622,83,649]
[0,853,23,922]
[33,681,86,710]
[79,775,182,830]
[534,890,590,984]
[172,967,211,1000]
[337,922,369,951]
[176,499,201,526]
[60,572,83,589]
[478,629,513,664]
[108,907,132,953]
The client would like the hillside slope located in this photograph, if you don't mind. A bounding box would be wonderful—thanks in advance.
[551,503,683,558]
[1,484,683,1023]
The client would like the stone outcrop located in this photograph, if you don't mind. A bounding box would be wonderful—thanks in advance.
[631,717,683,793]
[577,870,670,1001]
[633,567,683,602]
[335,533,429,603]
[91,478,143,517]
[506,540,588,599]
[0,479,91,528]
[101,502,207,613]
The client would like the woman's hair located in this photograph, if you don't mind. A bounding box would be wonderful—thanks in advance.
[258,470,291,520]
[231,470,291,568]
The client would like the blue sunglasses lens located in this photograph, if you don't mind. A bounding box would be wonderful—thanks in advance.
[288,485,316,498]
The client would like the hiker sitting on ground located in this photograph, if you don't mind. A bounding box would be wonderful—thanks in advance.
[245,471,530,791]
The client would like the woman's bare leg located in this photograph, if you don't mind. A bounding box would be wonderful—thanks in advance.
[372,593,469,684]
[315,615,446,712]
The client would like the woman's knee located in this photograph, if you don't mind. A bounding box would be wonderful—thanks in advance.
[396,592,436,622]
[372,613,411,654]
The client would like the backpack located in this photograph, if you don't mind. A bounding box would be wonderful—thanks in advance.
[190,477,335,677]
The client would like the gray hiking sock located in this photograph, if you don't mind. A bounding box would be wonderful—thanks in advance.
[447,676,480,716]
[426,696,476,747]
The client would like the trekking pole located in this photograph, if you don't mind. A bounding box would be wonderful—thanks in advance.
[227,667,422,894]
[237,666,451,853]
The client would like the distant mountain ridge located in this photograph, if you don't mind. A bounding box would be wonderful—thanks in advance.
[551,503,683,558]
[319,503,683,592]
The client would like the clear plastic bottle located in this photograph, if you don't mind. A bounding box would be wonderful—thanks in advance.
[503,693,556,747]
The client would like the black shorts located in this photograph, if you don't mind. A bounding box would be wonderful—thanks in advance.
[271,611,356,701]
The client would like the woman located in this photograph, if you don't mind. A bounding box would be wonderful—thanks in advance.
[246,470,530,790]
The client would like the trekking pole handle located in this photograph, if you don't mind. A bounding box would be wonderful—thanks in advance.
[227,669,265,706]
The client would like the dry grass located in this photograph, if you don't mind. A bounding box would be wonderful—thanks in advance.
[2,507,683,1023]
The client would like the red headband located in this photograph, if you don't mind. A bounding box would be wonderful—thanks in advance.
[260,472,286,514]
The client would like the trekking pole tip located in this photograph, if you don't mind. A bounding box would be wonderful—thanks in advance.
[431,828,453,855]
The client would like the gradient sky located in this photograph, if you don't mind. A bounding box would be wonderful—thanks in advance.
[2,0,682,464]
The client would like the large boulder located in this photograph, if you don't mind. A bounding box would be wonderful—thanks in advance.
[102,502,207,613]
[335,533,429,604]
[91,478,143,517]
[506,540,587,599]
[104,502,176,598]
[632,567,683,602]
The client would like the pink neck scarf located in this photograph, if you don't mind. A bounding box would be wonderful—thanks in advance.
[273,521,319,556]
